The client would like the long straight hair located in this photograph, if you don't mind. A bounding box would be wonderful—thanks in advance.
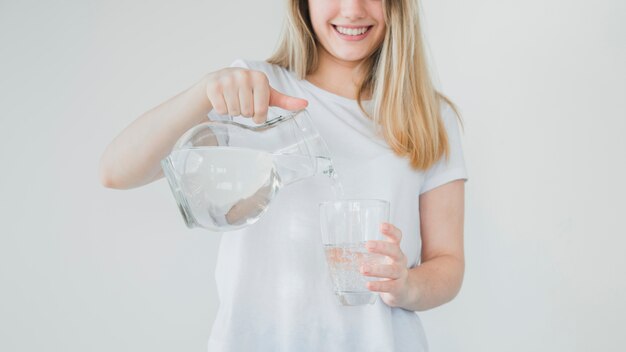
[268,0,460,170]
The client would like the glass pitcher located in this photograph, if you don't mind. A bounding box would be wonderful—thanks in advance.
[161,109,334,232]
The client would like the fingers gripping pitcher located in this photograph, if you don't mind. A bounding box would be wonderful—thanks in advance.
[161,109,335,232]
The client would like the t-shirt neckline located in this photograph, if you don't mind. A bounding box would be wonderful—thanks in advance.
[300,79,373,106]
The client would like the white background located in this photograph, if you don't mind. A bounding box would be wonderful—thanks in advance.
[1,0,624,351]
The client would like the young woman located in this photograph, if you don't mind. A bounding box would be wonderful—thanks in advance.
[100,0,467,350]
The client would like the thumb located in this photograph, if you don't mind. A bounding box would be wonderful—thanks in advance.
[269,87,308,111]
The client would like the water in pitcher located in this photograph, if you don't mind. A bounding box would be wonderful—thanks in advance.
[169,146,342,231]
[169,147,278,230]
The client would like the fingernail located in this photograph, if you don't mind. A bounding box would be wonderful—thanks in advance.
[381,223,389,231]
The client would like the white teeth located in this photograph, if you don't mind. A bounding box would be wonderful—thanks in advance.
[335,26,369,36]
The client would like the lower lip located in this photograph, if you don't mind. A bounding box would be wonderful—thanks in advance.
[332,26,372,41]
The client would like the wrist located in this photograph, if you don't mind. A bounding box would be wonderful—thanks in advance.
[401,267,423,310]
[194,74,213,113]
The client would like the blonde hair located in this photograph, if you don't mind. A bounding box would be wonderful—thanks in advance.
[268,0,461,170]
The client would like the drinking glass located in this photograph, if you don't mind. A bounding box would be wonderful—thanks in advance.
[319,199,390,306]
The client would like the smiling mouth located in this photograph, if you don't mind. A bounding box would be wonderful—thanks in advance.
[332,25,373,37]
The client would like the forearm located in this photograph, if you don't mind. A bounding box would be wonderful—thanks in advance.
[400,254,465,312]
[99,75,212,189]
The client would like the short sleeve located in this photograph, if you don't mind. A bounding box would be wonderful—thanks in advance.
[419,103,469,195]
[229,58,249,69]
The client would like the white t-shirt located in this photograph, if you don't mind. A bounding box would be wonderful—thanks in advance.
[206,59,468,352]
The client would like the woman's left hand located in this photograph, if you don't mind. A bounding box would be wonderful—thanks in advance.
[361,222,413,308]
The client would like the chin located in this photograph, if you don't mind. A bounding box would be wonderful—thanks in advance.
[331,50,371,63]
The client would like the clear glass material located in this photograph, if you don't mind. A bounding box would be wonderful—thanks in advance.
[319,199,390,306]
[161,109,334,232]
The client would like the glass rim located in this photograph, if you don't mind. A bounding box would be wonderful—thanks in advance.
[319,199,390,208]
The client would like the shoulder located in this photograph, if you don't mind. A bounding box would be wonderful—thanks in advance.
[228,58,305,98]
[439,99,460,124]
[438,99,463,138]
[229,58,294,81]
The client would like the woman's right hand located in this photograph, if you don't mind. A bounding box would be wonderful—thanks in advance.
[204,68,309,124]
